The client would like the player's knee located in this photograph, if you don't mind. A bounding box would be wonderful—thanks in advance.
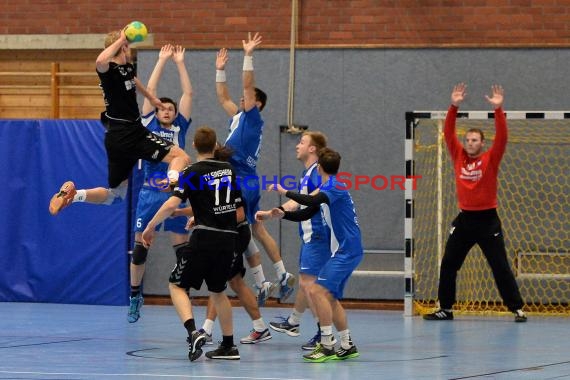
[251,222,265,238]
[174,242,189,261]
[131,242,148,265]
[243,238,260,259]
[299,276,315,291]
[103,183,128,205]
[170,145,183,155]
[245,253,260,268]
[308,282,325,298]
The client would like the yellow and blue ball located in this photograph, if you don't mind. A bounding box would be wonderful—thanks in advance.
[124,21,148,43]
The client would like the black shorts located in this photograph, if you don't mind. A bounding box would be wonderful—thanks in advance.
[169,229,236,293]
[228,223,251,279]
[104,121,173,188]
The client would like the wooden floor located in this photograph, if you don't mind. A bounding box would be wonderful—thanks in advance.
[1,301,569,380]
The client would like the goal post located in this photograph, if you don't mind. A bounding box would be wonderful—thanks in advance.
[405,110,570,317]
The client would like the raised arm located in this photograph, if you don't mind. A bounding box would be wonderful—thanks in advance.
[215,48,239,116]
[142,44,173,115]
[242,32,262,112]
[172,45,193,120]
[444,83,467,158]
[95,29,128,73]
[134,77,165,111]
[485,84,508,162]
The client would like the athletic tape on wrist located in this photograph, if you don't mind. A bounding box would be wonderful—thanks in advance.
[216,70,226,82]
[243,55,254,71]
[167,170,179,183]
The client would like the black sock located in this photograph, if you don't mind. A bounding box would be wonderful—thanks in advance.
[130,286,141,298]
[222,335,234,348]
[184,319,196,336]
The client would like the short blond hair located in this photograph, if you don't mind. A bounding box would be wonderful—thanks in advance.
[304,131,327,151]
[104,30,121,48]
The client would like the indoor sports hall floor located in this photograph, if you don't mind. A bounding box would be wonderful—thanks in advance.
[1,302,569,380]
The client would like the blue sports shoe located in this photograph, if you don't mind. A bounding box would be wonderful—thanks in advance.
[256,281,275,307]
[127,294,144,323]
[269,316,300,337]
[278,272,296,303]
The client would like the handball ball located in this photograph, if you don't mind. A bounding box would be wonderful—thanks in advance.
[124,21,148,43]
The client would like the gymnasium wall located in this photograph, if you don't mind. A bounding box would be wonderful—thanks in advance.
[2,1,569,47]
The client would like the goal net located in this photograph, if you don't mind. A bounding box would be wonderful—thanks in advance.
[406,111,570,316]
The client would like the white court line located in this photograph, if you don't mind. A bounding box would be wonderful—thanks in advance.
[353,270,404,276]
[0,372,307,380]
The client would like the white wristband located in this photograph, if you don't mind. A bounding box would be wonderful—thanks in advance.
[167,170,179,183]
[243,55,253,71]
[216,70,226,83]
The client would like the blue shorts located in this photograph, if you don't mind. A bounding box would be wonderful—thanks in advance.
[299,234,331,277]
[134,187,188,234]
[316,250,363,300]
[239,176,261,224]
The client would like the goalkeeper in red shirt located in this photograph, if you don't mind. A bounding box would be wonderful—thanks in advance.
[423,83,527,323]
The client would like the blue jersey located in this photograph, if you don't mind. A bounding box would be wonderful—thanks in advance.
[320,176,363,257]
[224,107,263,177]
[141,111,191,181]
[298,162,329,243]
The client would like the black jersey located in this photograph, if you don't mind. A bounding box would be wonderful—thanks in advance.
[173,159,239,232]
[97,62,141,124]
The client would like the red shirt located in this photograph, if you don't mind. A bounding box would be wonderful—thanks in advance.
[444,105,507,211]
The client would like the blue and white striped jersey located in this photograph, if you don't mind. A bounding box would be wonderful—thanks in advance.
[298,162,329,243]
[141,111,191,181]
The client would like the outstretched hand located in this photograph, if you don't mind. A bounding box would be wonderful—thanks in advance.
[172,45,185,64]
[485,84,504,109]
[255,210,270,221]
[268,183,287,195]
[242,32,262,56]
[119,28,128,43]
[158,44,174,60]
[255,208,285,222]
[216,48,229,70]
[451,82,467,107]
[270,208,285,219]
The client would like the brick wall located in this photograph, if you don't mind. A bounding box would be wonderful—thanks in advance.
[1,0,569,47]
